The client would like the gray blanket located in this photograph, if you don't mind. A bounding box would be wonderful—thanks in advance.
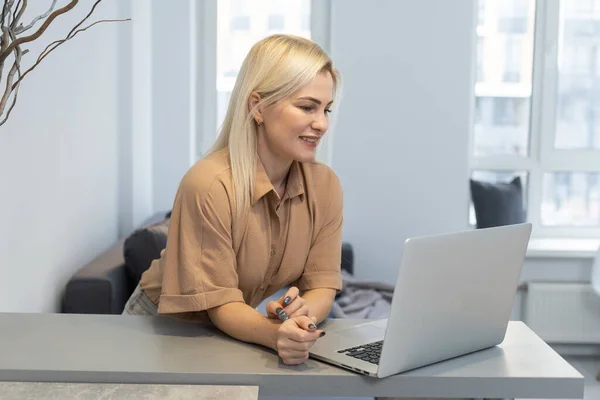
[332,270,394,319]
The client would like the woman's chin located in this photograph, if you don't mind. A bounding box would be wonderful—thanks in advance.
[293,150,318,163]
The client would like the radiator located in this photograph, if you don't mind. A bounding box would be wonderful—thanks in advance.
[524,282,600,344]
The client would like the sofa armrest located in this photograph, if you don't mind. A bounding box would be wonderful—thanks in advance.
[61,239,130,314]
[341,242,354,275]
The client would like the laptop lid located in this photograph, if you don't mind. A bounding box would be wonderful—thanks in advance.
[377,223,532,378]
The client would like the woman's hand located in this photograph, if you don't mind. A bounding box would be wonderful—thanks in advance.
[276,316,325,365]
[266,286,310,320]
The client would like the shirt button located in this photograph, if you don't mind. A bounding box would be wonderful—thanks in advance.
[270,246,276,255]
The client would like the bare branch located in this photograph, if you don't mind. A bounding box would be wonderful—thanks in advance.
[14,0,56,35]
[1,3,7,24]
[0,45,21,115]
[0,50,20,127]
[35,0,107,65]
[0,0,129,127]
[2,0,16,25]
[1,2,9,26]
[0,78,20,126]
[11,0,27,30]
[3,0,16,28]
[0,0,79,64]
[11,17,130,91]
[0,28,10,78]
[68,0,102,38]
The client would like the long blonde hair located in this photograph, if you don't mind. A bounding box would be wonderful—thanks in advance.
[206,34,340,220]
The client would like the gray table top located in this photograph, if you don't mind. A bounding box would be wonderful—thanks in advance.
[0,313,584,399]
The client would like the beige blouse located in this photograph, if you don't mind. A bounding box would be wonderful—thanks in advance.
[139,148,343,321]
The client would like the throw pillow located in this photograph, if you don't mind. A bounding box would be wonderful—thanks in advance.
[470,176,526,229]
[123,218,170,290]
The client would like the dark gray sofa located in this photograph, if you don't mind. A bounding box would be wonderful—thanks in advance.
[61,212,354,315]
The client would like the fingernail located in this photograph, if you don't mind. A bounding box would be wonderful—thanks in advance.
[276,307,283,314]
[284,296,291,305]
[308,324,317,330]
[278,313,290,322]
[320,332,326,337]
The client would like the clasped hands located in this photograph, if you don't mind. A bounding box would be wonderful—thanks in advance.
[265,286,326,365]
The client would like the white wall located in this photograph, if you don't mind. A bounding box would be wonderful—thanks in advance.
[118,1,154,236]
[151,0,197,213]
[330,0,475,282]
[0,1,123,312]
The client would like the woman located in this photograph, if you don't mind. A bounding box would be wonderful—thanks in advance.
[123,34,343,366]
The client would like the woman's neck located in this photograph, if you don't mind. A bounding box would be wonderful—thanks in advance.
[257,148,293,191]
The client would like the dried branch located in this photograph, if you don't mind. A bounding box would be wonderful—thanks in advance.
[12,17,130,92]
[10,0,25,30]
[0,0,130,127]
[14,0,56,35]
[1,2,7,24]
[0,47,20,126]
[0,0,79,65]
[68,0,101,38]
[0,40,20,114]
[2,0,16,31]
[1,0,14,25]
[0,27,9,78]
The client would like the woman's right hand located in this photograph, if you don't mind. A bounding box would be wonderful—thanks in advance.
[275,316,325,365]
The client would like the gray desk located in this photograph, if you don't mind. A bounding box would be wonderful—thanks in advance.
[0,313,584,399]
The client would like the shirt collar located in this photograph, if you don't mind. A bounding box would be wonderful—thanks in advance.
[253,158,305,205]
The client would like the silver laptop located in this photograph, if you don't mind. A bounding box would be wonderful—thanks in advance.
[309,223,532,378]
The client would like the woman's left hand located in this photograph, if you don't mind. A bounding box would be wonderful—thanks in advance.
[266,286,312,320]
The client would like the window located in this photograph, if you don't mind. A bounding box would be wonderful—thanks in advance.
[216,0,312,130]
[470,0,600,237]
[503,37,522,82]
[554,13,600,150]
[542,172,600,226]
[268,15,285,31]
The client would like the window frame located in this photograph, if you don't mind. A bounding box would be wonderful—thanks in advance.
[470,0,600,238]
[194,0,333,161]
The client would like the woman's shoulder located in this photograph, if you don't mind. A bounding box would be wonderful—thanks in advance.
[301,161,341,189]
[179,149,233,199]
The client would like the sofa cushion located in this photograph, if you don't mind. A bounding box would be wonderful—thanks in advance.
[123,218,170,288]
[470,176,526,229]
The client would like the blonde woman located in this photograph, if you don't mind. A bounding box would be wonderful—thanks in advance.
[123,34,343,366]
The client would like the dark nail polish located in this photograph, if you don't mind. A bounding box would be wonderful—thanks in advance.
[308,324,317,330]
[320,332,326,337]
[284,296,291,305]
[278,312,289,322]
[276,307,283,314]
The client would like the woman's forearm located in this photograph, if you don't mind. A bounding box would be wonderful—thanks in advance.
[301,288,337,323]
[207,302,281,350]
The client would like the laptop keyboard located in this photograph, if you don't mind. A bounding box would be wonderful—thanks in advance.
[337,340,383,365]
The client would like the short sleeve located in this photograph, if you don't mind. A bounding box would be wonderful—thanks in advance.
[297,173,343,292]
[156,173,244,315]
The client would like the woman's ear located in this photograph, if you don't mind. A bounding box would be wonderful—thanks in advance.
[248,92,263,125]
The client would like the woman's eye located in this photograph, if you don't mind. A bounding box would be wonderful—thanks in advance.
[325,108,332,114]
[299,105,314,112]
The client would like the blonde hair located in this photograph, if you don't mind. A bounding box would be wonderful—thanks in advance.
[206,34,341,220]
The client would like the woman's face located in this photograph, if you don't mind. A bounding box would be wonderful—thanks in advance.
[255,71,334,165]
